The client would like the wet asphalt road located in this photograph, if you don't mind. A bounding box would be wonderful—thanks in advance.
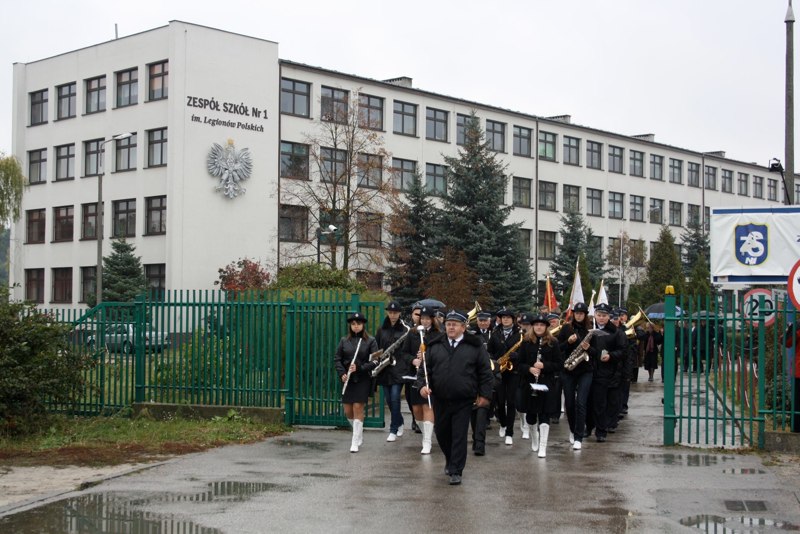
[2,381,800,533]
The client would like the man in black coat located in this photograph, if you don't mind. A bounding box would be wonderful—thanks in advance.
[420,310,493,485]
[587,303,627,442]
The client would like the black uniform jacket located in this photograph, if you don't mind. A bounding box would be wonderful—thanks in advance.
[558,319,593,375]
[374,317,411,386]
[517,336,563,392]
[422,332,494,403]
[487,325,523,372]
[334,335,380,384]
[587,321,627,386]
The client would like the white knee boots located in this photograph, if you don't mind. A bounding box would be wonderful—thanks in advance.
[350,419,363,453]
[421,421,434,454]
[520,413,530,439]
[537,423,550,458]
[531,423,540,452]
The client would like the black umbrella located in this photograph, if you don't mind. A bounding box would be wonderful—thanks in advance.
[416,298,446,309]
[644,302,683,319]
[691,310,716,320]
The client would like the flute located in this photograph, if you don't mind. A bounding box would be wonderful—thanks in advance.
[341,337,363,396]
[417,326,432,408]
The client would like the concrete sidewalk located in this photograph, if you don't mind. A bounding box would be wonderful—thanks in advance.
[2,381,800,533]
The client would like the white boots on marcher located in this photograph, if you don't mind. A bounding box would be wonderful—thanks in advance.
[520,413,530,439]
[530,424,540,452]
[537,423,550,458]
[350,419,363,453]
[421,421,434,454]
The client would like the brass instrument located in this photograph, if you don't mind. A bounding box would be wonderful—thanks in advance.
[624,307,651,339]
[564,330,594,371]
[549,320,564,337]
[371,321,412,377]
[498,333,524,372]
[466,301,482,325]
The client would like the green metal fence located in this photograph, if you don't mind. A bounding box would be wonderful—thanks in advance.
[47,290,386,427]
[663,292,798,448]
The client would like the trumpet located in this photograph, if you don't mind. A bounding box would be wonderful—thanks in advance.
[624,307,651,339]
[498,333,524,372]
[467,301,482,325]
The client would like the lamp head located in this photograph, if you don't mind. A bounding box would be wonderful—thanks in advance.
[327,224,337,232]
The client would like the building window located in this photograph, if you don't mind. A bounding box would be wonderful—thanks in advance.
[629,150,644,177]
[320,147,346,183]
[513,177,532,208]
[26,209,45,244]
[720,169,733,193]
[55,144,75,181]
[145,196,166,235]
[393,101,417,136]
[688,162,700,187]
[426,108,448,141]
[519,229,532,258]
[486,120,505,152]
[704,165,717,190]
[280,141,309,179]
[56,82,76,119]
[358,154,382,188]
[588,235,603,259]
[113,199,136,238]
[84,139,104,177]
[704,206,711,229]
[53,205,74,242]
[115,134,137,171]
[25,269,45,304]
[425,163,447,196]
[80,266,96,303]
[513,126,532,157]
[280,78,310,117]
[630,195,645,222]
[669,201,682,226]
[278,204,308,242]
[147,128,167,167]
[669,158,683,184]
[148,61,168,100]
[608,192,624,219]
[51,267,72,304]
[753,176,764,198]
[85,75,106,114]
[321,87,349,123]
[392,158,416,191]
[587,188,603,216]
[538,131,557,161]
[359,94,383,130]
[649,198,664,224]
[650,154,664,181]
[688,204,700,225]
[30,89,48,125]
[355,271,384,291]
[564,136,580,165]
[538,230,557,260]
[81,202,98,240]
[145,264,166,299]
[357,212,382,248]
[456,114,470,146]
[563,184,580,213]
[28,149,46,184]
[608,146,624,173]
[768,178,778,201]
[539,181,557,211]
[586,141,602,170]
[738,172,749,196]
[116,68,138,107]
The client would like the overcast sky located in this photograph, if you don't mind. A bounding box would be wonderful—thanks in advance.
[2,0,795,168]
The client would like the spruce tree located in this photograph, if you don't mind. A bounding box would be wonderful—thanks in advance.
[680,220,710,276]
[437,112,534,310]
[641,226,685,306]
[102,238,147,303]
[685,251,712,296]
[585,226,610,292]
[550,210,587,305]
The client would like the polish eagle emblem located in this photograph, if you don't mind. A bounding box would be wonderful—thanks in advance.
[207,139,253,199]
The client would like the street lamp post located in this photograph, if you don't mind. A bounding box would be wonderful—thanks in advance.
[96,132,133,305]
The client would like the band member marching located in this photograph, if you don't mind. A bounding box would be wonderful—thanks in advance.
[587,302,627,442]
[488,308,523,446]
[334,312,379,453]
[403,306,438,454]
[558,302,593,450]
[517,313,563,458]
[375,301,411,442]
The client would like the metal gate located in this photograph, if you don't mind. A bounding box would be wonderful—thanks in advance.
[662,292,798,448]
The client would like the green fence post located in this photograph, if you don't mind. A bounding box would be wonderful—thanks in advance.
[284,298,296,424]
[134,294,146,404]
[663,290,677,446]
[757,295,767,449]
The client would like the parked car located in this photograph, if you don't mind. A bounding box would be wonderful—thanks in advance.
[86,323,170,353]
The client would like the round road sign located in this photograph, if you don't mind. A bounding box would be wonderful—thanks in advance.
[743,288,776,327]
[789,258,800,310]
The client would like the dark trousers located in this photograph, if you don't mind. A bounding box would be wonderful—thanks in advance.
[562,371,592,443]
[383,383,404,433]
[433,399,473,476]
[546,374,562,422]
[496,372,520,436]
[470,405,490,453]
[592,381,620,437]
[621,379,631,412]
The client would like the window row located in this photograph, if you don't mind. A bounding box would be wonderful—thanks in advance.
[27,128,167,184]
[278,204,383,248]
[29,61,168,125]
[25,196,167,244]
[518,229,680,265]
[24,264,165,304]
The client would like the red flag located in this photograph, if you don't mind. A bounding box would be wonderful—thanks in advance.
[544,275,558,311]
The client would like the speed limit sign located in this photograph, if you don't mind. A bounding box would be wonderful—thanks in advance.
[743,288,776,327]
[789,258,800,310]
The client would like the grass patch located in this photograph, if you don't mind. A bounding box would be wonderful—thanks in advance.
[0,413,289,467]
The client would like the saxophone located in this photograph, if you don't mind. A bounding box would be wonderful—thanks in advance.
[498,333,524,372]
[371,321,412,377]
[564,330,594,371]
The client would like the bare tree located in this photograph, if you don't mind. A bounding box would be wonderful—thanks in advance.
[606,231,648,303]
[279,88,397,274]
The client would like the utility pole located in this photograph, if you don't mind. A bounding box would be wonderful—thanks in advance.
[786,0,796,205]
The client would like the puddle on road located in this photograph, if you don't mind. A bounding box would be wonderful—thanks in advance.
[620,453,737,466]
[0,481,285,533]
[721,468,766,475]
[275,439,333,452]
[680,514,800,532]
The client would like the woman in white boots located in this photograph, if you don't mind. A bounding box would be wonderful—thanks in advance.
[335,312,379,453]
[403,306,438,454]
[517,313,563,458]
